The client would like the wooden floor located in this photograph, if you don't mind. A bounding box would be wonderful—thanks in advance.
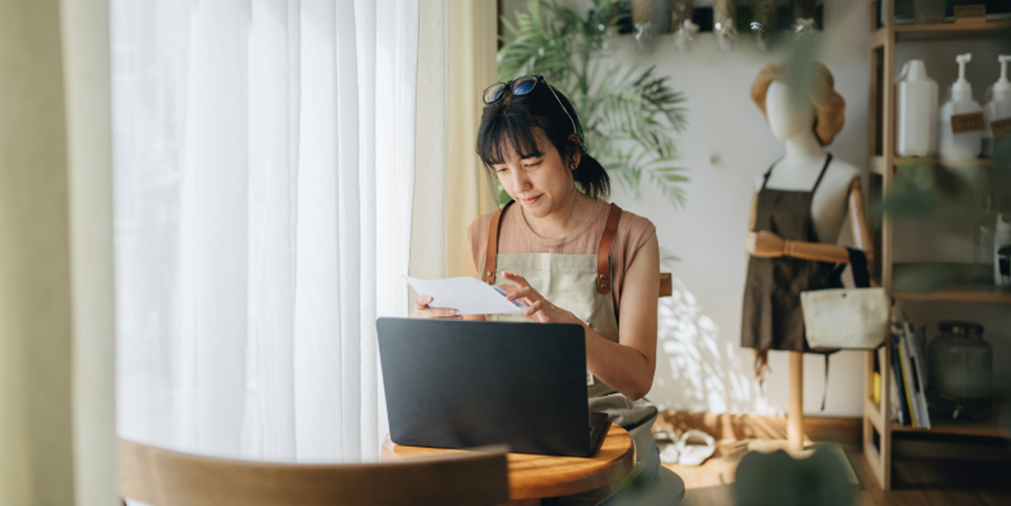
[656,411,1011,506]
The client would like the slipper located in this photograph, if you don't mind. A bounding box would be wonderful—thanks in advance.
[677,429,715,466]
[653,430,680,464]
[659,443,680,464]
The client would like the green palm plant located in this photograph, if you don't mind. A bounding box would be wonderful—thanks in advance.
[497,0,689,208]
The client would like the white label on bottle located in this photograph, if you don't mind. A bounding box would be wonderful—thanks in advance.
[991,118,1011,139]
[951,112,985,133]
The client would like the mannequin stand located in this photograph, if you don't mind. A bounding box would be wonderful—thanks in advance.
[788,352,804,452]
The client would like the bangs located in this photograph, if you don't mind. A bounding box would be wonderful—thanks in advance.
[476,110,545,166]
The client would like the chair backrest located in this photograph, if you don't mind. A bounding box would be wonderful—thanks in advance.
[660,272,672,297]
[120,438,510,506]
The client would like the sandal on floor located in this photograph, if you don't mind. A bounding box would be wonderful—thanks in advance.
[677,429,715,467]
[654,430,680,464]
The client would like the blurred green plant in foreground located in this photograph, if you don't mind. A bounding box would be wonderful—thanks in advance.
[496,0,688,208]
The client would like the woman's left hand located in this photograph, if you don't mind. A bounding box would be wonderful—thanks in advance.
[499,272,575,324]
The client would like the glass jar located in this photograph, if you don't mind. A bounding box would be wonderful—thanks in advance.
[927,321,993,421]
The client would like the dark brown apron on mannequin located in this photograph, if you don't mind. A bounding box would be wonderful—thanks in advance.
[741,154,843,376]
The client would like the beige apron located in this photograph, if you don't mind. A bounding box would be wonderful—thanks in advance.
[483,201,659,504]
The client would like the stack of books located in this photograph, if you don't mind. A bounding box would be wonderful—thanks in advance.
[891,320,931,429]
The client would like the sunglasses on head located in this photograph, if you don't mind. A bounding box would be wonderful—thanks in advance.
[482,75,580,139]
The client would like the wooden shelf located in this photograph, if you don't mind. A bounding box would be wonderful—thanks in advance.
[892,395,1011,439]
[891,419,1010,439]
[894,157,1011,170]
[895,20,1011,41]
[864,2,1011,490]
[893,286,1011,303]
[892,263,1011,303]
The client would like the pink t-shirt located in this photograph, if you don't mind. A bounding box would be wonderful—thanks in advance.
[467,198,656,312]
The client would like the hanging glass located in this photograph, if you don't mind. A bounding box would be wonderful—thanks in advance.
[793,0,818,40]
[671,0,698,52]
[751,0,777,51]
[632,0,671,54]
[713,0,737,51]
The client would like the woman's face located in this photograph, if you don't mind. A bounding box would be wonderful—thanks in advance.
[492,129,579,220]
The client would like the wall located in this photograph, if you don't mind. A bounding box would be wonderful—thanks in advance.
[615,0,873,417]
[500,0,1011,417]
[501,0,872,416]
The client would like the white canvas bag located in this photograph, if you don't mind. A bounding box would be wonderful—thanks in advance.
[801,249,889,350]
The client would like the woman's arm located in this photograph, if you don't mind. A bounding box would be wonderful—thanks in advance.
[503,232,660,400]
[586,231,659,400]
[413,221,488,320]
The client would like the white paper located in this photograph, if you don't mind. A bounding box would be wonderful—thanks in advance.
[405,276,529,315]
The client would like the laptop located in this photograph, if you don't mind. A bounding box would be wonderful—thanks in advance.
[377,317,609,457]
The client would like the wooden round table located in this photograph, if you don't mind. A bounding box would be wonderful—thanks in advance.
[382,423,636,505]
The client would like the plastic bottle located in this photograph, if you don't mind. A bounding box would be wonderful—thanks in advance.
[983,55,1011,158]
[939,53,983,161]
[973,193,996,284]
[896,59,939,157]
[996,213,1011,287]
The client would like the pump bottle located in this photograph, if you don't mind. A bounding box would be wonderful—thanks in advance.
[939,53,983,161]
[896,59,938,157]
[983,55,1011,158]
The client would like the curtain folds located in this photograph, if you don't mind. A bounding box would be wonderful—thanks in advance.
[113,0,418,462]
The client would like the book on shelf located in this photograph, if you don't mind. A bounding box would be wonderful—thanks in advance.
[903,322,931,430]
[890,328,911,426]
[896,335,918,427]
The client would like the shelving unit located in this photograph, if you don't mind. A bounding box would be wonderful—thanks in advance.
[892,262,1011,302]
[894,20,1011,41]
[864,0,1011,491]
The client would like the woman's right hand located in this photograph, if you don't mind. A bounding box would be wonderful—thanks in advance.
[412,295,463,319]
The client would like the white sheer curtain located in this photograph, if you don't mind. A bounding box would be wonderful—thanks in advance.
[112,0,418,462]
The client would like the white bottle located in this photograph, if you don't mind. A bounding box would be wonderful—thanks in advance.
[983,55,1011,158]
[939,53,983,161]
[996,213,1011,287]
[896,60,939,157]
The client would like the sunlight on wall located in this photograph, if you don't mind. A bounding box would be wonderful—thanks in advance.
[652,278,775,414]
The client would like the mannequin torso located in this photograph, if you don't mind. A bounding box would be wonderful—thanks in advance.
[755,153,859,244]
[747,81,870,265]
[753,81,859,244]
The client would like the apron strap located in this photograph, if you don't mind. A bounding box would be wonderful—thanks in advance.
[596,203,622,294]
[483,201,514,284]
[810,153,833,194]
[759,158,782,191]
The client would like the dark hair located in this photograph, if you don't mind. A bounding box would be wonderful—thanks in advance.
[475,79,610,200]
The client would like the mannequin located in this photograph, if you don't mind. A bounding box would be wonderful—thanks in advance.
[743,63,874,452]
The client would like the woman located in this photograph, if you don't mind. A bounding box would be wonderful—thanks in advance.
[414,75,663,505]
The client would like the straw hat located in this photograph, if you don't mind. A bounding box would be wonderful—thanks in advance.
[750,61,846,146]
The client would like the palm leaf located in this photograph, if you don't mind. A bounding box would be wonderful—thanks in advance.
[498,0,688,209]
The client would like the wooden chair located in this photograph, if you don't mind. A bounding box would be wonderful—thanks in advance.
[659,273,672,298]
[120,438,510,506]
